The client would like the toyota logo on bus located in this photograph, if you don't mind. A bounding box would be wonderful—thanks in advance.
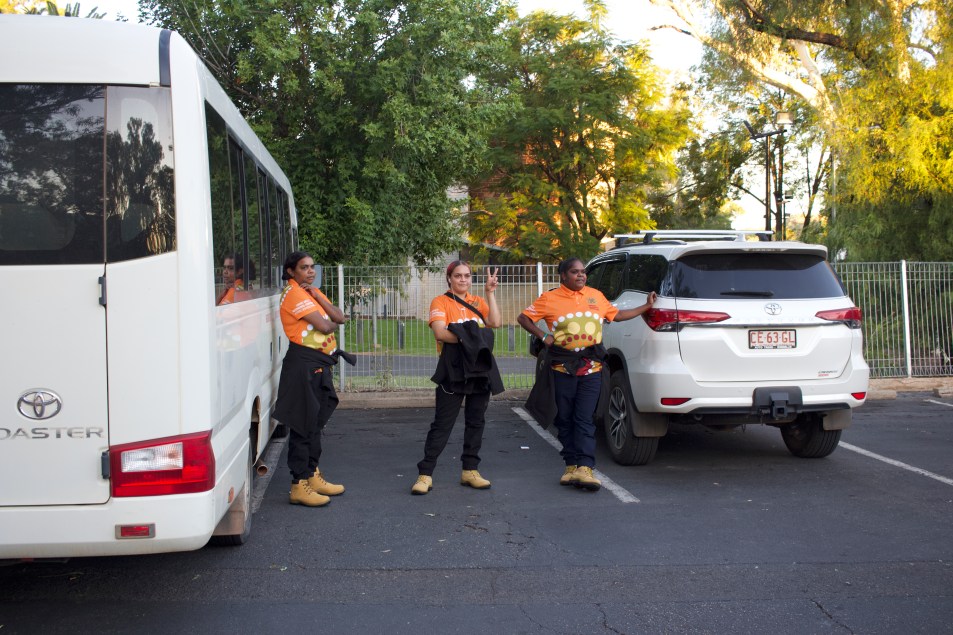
[764,303,782,316]
[17,390,63,420]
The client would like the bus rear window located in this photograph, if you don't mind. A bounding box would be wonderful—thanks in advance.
[0,84,105,264]
[0,84,176,265]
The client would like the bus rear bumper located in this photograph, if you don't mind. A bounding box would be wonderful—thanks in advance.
[0,490,220,559]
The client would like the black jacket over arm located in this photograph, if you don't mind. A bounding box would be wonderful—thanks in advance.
[274,343,355,436]
[524,343,607,429]
[430,321,505,395]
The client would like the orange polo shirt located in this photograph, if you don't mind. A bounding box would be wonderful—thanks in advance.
[217,279,244,305]
[429,292,490,353]
[521,284,619,374]
[279,280,337,355]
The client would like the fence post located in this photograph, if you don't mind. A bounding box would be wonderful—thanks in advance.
[901,260,912,378]
[536,261,544,297]
[338,264,345,391]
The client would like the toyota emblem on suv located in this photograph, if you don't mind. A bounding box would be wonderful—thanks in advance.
[17,389,63,420]
[764,303,782,316]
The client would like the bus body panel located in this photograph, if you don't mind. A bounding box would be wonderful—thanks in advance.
[0,266,110,506]
[0,17,298,557]
[104,254,181,445]
[0,16,163,86]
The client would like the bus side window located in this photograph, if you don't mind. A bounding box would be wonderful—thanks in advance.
[205,104,234,305]
[243,150,261,296]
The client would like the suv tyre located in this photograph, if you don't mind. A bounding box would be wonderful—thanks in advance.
[781,413,842,458]
[605,371,660,466]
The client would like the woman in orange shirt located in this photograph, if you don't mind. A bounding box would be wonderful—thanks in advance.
[274,251,348,507]
[518,257,655,491]
[411,261,502,495]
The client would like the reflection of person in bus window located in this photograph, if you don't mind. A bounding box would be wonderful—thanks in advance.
[217,253,248,305]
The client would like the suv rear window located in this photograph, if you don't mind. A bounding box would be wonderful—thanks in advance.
[666,252,846,300]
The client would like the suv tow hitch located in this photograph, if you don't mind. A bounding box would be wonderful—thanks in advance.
[753,387,803,421]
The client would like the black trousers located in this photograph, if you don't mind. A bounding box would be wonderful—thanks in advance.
[287,371,325,481]
[417,385,490,476]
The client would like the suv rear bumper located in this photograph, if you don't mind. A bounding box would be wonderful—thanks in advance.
[630,367,869,417]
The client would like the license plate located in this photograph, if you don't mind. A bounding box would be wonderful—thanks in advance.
[748,329,796,349]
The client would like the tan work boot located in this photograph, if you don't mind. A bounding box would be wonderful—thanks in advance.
[411,475,433,495]
[289,479,330,506]
[309,467,345,496]
[559,465,578,486]
[460,470,491,489]
[570,466,601,491]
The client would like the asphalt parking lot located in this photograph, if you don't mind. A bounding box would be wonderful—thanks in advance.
[2,389,951,634]
[253,389,953,632]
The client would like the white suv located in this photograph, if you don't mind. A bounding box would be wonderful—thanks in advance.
[587,230,869,465]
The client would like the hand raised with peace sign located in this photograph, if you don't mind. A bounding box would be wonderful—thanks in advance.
[484,267,500,294]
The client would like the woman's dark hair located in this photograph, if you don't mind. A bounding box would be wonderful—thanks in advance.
[282,250,311,280]
[558,257,583,275]
[445,259,470,287]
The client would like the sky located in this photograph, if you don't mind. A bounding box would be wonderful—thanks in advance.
[89,0,701,75]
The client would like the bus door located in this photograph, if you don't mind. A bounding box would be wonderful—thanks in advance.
[0,265,111,506]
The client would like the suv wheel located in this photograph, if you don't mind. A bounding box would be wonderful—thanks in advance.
[605,371,659,466]
[781,413,842,458]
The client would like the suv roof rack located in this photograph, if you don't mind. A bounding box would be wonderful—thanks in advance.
[615,230,774,245]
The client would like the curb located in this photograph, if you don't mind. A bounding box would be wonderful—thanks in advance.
[337,380,952,409]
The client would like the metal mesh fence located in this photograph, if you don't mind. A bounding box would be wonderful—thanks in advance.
[321,261,952,391]
[834,262,953,378]
[324,263,558,391]
[906,263,953,376]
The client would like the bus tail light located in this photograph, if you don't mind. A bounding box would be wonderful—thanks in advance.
[110,432,215,497]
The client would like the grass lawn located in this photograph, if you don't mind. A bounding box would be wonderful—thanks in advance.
[342,318,535,357]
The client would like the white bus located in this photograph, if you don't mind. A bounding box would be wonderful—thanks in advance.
[0,16,296,556]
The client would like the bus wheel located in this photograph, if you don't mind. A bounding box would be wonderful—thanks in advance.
[209,442,254,546]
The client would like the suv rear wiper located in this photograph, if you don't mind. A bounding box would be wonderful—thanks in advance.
[720,290,774,297]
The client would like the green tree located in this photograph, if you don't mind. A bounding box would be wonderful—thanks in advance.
[141,0,511,265]
[1,0,103,16]
[650,0,953,260]
[468,1,691,262]
[652,122,746,231]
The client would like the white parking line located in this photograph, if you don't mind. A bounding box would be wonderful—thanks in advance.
[840,442,953,487]
[512,407,640,503]
[925,399,953,408]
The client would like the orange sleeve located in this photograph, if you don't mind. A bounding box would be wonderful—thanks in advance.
[521,291,550,324]
[429,295,449,325]
[600,294,620,321]
[284,285,320,320]
[474,296,490,320]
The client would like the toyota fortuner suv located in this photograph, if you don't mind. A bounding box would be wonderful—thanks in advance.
[588,230,869,465]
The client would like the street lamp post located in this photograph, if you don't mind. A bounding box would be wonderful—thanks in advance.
[744,111,794,240]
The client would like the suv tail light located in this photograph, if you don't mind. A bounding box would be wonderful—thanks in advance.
[643,308,731,332]
[815,307,863,329]
[110,432,215,497]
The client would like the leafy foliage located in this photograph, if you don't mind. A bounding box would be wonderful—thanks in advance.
[653,0,953,259]
[1,0,104,16]
[140,0,511,266]
[468,2,691,262]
